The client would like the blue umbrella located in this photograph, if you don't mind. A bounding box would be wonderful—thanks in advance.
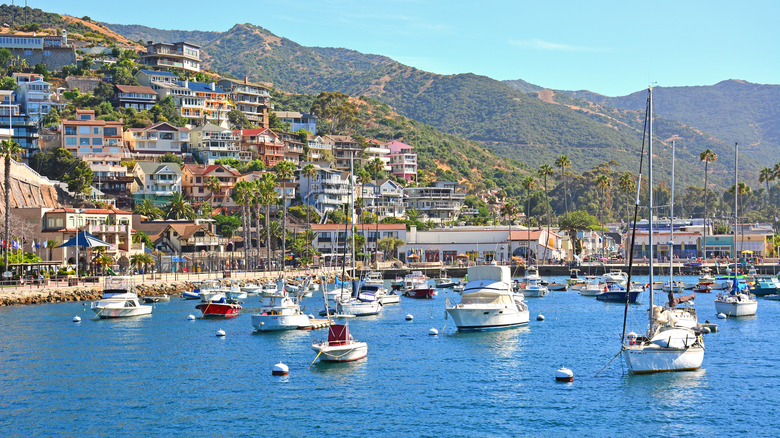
[57,231,111,248]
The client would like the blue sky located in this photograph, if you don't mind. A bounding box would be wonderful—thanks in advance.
[26,0,780,96]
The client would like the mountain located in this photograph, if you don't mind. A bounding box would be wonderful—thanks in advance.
[102,22,776,188]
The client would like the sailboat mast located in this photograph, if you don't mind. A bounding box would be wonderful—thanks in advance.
[648,87,654,325]
[670,140,675,285]
[734,142,738,277]
[350,152,356,277]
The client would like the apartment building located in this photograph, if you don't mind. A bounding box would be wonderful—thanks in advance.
[238,128,284,167]
[61,110,126,158]
[181,164,241,211]
[307,135,332,161]
[297,163,351,215]
[0,90,38,160]
[217,77,272,128]
[114,84,157,111]
[125,122,190,161]
[387,140,417,181]
[131,162,183,206]
[274,111,316,134]
[404,181,466,223]
[325,134,362,169]
[190,123,249,164]
[139,41,201,73]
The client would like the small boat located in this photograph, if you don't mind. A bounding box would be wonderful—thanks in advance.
[595,283,642,303]
[547,282,568,291]
[446,265,529,331]
[251,279,310,331]
[749,276,780,296]
[363,270,385,286]
[91,277,152,319]
[566,269,587,290]
[195,296,242,318]
[602,269,628,286]
[765,294,780,301]
[334,281,383,316]
[516,277,549,297]
[182,289,200,300]
[579,276,603,296]
[402,271,434,299]
[198,280,223,302]
[714,280,757,317]
[241,283,263,295]
[224,280,247,300]
[434,268,454,286]
[142,295,170,303]
[311,323,368,362]
[360,283,400,305]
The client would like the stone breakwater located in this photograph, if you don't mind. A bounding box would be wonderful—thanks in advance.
[0,273,345,307]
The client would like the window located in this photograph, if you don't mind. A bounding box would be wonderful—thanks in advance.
[92,148,102,153]
[65,137,77,146]
[92,138,103,146]
[78,126,90,135]
[93,127,100,135]
[64,126,77,135]
[79,138,90,146]
[43,50,51,56]
[79,114,91,121]
[104,127,117,136]
[24,49,32,55]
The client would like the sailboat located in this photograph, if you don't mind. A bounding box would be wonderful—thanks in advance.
[714,142,758,317]
[622,87,704,374]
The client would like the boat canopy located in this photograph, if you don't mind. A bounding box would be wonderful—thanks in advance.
[467,265,511,284]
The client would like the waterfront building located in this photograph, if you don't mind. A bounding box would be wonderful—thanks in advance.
[136,219,226,255]
[310,223,407,263]
[139,41,201,73]
[386,140,417,182]
[125,122,190,161]
[217,77,272,128]
[358,179,405,219]
[403,181,466,223]
[274,111,316,134]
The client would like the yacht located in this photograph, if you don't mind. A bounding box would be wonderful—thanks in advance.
[251,280,311,331]
[91,277,152,319]
[445,265,529,331]
[517,277,549,297]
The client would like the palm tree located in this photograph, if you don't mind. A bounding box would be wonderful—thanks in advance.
[231,180,254,270]
[164,191,196,220]
[538,164,555,260]
[370,157,385,263]
[555,155,571,213]
[205,176,222,217]
[274,161,295,272]
[256,173,277,269]
[759,167,774,207]
[521,176,537,262]
[700,149,718,259]
[130,253,153,280]
[617,172,635,223]
[95,251,114,276]
[1,139,21,272]
[133,198,163,219]
[302,163,316,232]
[595,174,612,257]
[500,202,518,262]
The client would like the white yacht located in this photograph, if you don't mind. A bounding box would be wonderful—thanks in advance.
[446,265,529,331]
[579,276,603,296]
[517,277,549,297]
[251,279,311,331]
[91,277,152,319]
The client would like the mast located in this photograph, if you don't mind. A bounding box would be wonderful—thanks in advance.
[670,140,675,285]
[350,152,356,279]
[648,87,654,326]
[733,142,738,285]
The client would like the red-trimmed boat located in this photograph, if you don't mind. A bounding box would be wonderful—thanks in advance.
[402,271,435,299]
[196,297,242,318]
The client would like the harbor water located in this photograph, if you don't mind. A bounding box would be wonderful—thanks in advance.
[1,275,778,437]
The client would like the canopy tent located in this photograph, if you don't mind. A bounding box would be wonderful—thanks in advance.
[741,250,754,254]
[57,231,111,249]
[456,253,468,259]
[407,254,420,259]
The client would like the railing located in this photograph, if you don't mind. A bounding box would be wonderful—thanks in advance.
[87,224,128,233]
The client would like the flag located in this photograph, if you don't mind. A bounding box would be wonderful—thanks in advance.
[35,240,41,249]
[43,240,48,248]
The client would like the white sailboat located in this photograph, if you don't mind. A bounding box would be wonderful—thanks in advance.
[714,142,758,317]
[622,87,704,373]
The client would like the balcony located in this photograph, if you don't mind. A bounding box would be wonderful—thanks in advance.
[87,224,129,233]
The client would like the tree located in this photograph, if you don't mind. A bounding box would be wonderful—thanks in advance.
[164,191,196,220]
[521,176,537,260]
[255,173,277,268]
[133,198,163,220]
[227,108,254,130]
[555,155,572,213]
[0,48,11,69]
[2,139,22,272]
[132,230,155,251]
[700,149,718,258]
[302,163,316,237]
[558,210,601,256]
[538,163,555,259]
[158,153,183,166]
[150,96,185,126]
[0,76,16,90]
[232,180,254,270]
[759,167,774,207]
[214,214,241,238]
[594,174,612,257]
[617,172,636,223]
[95,251,114,276]
[206,176,222,217]
[309,91,359,134]
[65,161,93,195]
[130,253,153,279]
[274,161,295,271]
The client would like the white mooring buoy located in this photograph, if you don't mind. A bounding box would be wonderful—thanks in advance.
[216,329,226,337]
[405,314,414,321]
[537,314,545,321]
[272,362,289,376]
[72,316,81,323]
[701,326,711,334]
[187,314,196,321]
[717,313,727,320]
[428,328,439,336]
[556,367,574,382]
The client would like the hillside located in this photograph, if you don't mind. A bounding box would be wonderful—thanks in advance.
[100,21,776,189]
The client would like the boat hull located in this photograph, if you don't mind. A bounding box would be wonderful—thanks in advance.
[195,302,242,318]
[311,341,368,362]
[596,290,641,303]
[378,294,401,304]
[520,287,549,297]
[623,345,704,373]
[251,313,310,331]
[404,287,435,299]
[446,307,529,331]
[714,299,757,317]
[92,306,153,319]
[181,291,200,300]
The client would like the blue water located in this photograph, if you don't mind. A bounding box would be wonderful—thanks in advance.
[1,275,778,437]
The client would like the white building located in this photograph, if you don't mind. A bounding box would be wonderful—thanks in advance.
[131,162,183,205]
[189,123,249,164]
[125,122,190,161]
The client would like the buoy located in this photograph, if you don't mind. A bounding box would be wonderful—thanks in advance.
[537,314,545,321]
[405,314,414,321]
[555,367,574,382]
[428,328,438,336]
[216,329,226,337]
[272,362,289,376]
[187,314,196,321]
[717,313,727,319]
[72,316,81,322]
[701,326,711,334]
[308,314,315,319]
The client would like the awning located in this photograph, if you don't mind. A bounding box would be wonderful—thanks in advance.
[57,231,110,249]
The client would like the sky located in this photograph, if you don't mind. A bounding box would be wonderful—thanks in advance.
[21,0,780,96]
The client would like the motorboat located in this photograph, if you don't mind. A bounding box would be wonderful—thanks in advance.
[258,281,280,297]
[662,281,686,293]
[311,323,367,362]
[749,276,780,296]
[579,276,603,296]
[251,279,311,331]
[516,277,549,297]
[602,269,628,286]
[595,282,642,303]
[198,280,224,302]
[566,269,587,290]
[195,297,242,318]
[181,288,200,300]
[334,281,383,316]
[142,295,170,303]
[402,271,434,299]
[434,268,454,287]
[360,283,400,305]
[223,280,247,300]
[363,271,385,286]
[91,277,152,319]
[524,265,541,281]
[445,265,529,331]
[715,279,757,317]
[547,282,568,291]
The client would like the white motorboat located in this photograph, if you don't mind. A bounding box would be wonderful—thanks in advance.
[621,87,704,374]
[566,269,587,290]
[579,276,603,296]
[251,279,311,331]
[360,283,400,305]
[198,280,224,302]
[524,265,541,281]
[363,271,385,286]
[242,283,263,295]
[335,287,383,316]
[223,280,247,300]
[258,281,280,297]
[517,277,549,297]
[602,269,628,286]
[91,277,152,319]
[662,281,686,293]
[311,323,367,362]
[446,265,529,331]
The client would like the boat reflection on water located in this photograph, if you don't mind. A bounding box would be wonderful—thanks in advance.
[622,367,707,401]
[449,325,530,359]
